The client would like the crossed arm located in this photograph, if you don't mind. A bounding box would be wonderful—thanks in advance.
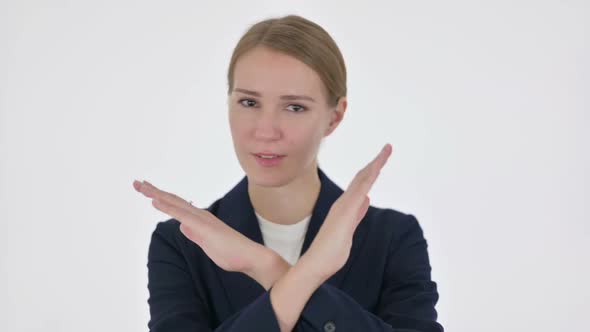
[147,212,442,332]
[244,222,442,332]
[138,144,441,331]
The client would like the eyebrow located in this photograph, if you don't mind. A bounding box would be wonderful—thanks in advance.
[233,88,316,103]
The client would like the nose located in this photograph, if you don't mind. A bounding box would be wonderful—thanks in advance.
[253,109,282,141]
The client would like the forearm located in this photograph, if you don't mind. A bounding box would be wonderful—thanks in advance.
[269,255,326,332]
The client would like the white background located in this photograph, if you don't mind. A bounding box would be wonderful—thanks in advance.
[1,1,588,331]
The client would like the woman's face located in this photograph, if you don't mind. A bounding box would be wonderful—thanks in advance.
[228,46,345,187]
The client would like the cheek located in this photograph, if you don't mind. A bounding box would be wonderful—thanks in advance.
[228,117,248,159]
[286,123,325,156]
[228,111,249,142]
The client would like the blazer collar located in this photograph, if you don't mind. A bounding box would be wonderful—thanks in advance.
[214,166,368,313]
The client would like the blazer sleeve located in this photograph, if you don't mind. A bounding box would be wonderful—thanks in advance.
[147,221,281,332]
[293,214,444,332]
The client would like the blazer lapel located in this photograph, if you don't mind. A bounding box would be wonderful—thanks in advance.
[215,166,370,313]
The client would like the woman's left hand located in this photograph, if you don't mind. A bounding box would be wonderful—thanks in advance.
[133,180,270,276]
[302,143,393,281]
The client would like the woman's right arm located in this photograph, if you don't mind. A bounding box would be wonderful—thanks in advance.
[147,220,282,332]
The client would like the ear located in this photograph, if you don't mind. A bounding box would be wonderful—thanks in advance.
[324,96,347,137]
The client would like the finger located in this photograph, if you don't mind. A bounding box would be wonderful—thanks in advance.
[152,198,206,232]
[134,179,203,213]
[347,143,391,190]
[372,143,392,172]
[347,144,392,198]
[134,180,182,204]
[356,196,370,222]
[342,144,391,211]
[365,143,392,177]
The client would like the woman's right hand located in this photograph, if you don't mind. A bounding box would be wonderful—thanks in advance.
[134,180,269,276]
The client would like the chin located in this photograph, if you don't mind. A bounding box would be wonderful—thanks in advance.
[237,152,313,188]
[239,157,294,188]
[245,167,293,188]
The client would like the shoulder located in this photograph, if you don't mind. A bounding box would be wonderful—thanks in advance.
[364,205,422,233]
[362,205,427,251]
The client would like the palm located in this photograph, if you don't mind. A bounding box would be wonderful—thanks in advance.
[179,211,261,273]
[133,180,263,274]
[304,144,393,277]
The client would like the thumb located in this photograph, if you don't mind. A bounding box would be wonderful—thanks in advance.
[355,196,370,222]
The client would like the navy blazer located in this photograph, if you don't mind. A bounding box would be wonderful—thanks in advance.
[147,167,443,331]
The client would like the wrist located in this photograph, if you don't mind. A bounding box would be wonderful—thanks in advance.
[245,246,288,290]
[294,253,330,286]
[269,255,326,331]
[296,250,334,283]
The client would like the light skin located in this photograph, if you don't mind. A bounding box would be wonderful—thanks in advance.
[134,46,393,332]
[228,46,344,226]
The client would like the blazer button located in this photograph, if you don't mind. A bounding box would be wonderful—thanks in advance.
[323,321,336,332]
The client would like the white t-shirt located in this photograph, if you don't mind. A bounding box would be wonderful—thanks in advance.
[255,211,312,266]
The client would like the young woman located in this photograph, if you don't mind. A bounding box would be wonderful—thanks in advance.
[134,14,443,332]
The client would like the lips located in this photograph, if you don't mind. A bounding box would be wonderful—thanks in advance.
[252,152,286,167]
[252,152,285,158]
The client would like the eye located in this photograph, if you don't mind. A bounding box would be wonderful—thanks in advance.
[238,98,257,108]
[237,98,307,112]
[286,104,307,113]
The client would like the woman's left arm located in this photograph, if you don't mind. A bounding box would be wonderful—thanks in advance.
[259,214,443,332]
[252,144,442,331]
[267,144,402,331]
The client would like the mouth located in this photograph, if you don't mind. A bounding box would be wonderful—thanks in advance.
[251,152,286,167]
[252,151,286,158]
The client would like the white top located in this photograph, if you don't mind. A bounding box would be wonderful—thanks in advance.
[255,211,312,266]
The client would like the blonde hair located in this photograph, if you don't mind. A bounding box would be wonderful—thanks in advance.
[227,15,347,107]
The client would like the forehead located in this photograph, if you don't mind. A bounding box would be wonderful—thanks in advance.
[233,46,326,100]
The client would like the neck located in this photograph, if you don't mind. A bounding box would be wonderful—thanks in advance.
[248,162,321,225]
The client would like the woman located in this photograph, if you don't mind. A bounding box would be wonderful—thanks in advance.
[134,14,443,332]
